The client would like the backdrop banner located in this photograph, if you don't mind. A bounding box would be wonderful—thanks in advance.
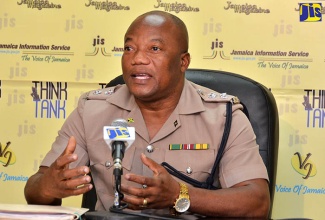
[1,1,324,219]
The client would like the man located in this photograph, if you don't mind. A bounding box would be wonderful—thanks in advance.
[25,10,270,218]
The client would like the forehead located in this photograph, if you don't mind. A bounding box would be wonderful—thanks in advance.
[124,15,178,42]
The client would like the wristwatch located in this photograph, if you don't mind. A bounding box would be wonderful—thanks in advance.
[172,182,190,214]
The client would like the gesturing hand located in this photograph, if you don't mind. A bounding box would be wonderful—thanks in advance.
[39,136,92,200]
[121,153,180,210]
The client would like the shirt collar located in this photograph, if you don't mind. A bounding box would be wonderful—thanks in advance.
[106,84,135,111]
[177,79,206,114]
[106,79,205,114]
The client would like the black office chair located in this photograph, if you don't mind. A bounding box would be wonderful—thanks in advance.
[82,68,279,215]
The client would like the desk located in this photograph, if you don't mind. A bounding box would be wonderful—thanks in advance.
[83,210,235,220]
[84,211,147,220]
[84,210,187,220]
[83,210,182,220]
[83,211,313,220]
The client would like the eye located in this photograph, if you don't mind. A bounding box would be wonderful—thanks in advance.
[124,46,132,51]
[152,46,160,51]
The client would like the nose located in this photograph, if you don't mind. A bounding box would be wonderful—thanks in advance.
[131,50,150,65]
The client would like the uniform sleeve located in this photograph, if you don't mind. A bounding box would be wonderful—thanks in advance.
[218,108,269,188]
[41,93,90,168]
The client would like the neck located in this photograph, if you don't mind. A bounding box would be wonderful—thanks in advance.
[135,85,183,140]
[135,79,184,114]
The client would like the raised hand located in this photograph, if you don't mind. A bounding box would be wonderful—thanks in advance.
[25,136,92,205]
[121,153,180,210]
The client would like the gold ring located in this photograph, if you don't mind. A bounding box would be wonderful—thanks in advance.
[142,198,148,207]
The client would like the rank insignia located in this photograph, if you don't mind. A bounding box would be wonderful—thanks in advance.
[104,89,114,95]
[93,90,102,95]
[220,93,227,99]
[208,92,217,99]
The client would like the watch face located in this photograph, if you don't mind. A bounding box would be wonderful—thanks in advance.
[175,198,190,212]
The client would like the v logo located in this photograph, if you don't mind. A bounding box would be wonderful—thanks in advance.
[294,152,313,179]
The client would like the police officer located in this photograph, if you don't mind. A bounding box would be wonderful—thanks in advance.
[25,10,270,218]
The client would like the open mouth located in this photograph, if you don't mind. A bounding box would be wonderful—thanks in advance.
[131,73,151,79]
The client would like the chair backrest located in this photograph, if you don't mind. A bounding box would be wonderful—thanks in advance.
[82,68,279,213]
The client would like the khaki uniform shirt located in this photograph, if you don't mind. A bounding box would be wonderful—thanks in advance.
[41,79,268,211]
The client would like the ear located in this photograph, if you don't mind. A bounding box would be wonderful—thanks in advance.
[180,52,191,72]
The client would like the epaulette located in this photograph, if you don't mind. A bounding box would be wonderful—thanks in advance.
[193,83,240,104]
[85,85,122,100]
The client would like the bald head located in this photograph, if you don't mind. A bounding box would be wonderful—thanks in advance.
[121,10,191,104]
[125,10,189,53]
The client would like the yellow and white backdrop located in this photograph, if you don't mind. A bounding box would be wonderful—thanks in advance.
[0,0,324,219]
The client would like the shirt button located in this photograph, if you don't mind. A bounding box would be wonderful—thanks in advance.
[105,161,112,168]
[186,167,193,175]
[146,145,154,153]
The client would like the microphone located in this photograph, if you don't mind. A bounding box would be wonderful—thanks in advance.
[103,119,135,173]
[104,119,135,208]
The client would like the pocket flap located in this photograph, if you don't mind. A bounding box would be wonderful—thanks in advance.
[164,149,216,181]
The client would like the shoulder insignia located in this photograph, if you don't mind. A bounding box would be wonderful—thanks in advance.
[190,82,243,115]
[195,85,240,104]
[86,85,121,100]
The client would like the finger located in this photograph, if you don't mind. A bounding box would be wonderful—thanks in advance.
[59,172,92,189]
[73,183,93,195]
[55,155,77,170]
[123,193,162,210]
[59,183,93,198]
[62,136,77,156]
[121,182,147,198]
[58,166,90,181]
[122,193,149,210]
[55,137,78,169]
[124,173,154,188]
[140,153,162,176]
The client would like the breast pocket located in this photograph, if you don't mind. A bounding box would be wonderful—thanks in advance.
[88,142,113,195]
[88,140,136,195]
[164,149,216,182]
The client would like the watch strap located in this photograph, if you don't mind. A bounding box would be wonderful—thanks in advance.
[170,182,190,215]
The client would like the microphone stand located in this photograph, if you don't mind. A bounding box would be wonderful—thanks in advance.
[111,141,128,210]
[113,167,128,209]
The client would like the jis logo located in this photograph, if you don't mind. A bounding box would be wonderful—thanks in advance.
[299,3,322,22]
[106,127,130,139]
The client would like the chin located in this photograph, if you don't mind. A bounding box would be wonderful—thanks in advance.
[129,84,156,95]
[134,92,154,100]
[135,91,162,102]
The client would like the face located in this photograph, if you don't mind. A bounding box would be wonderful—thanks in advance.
[121,14,190,103]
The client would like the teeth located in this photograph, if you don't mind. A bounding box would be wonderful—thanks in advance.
[136,75,149,79]
[133,73,150,79]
